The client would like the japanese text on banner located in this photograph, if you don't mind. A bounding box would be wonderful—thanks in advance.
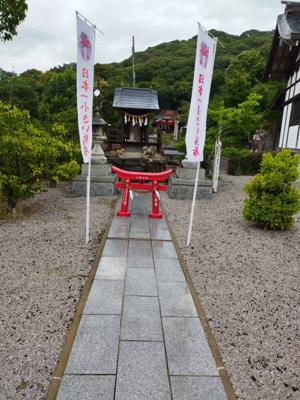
[76,14,95,163]
[185,24,216,162]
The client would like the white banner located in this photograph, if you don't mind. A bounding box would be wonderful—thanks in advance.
[76,13,95,163]
[185,24,217,162]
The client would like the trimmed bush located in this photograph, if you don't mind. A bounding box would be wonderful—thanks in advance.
[243,150,300,230]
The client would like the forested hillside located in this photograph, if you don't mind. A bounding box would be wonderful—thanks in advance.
[0,29,283,149]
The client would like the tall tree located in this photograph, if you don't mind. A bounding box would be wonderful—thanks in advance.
[0,0,28,41]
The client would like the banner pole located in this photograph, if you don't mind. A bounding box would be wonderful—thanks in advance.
[187,160,201,246]
[186,36,218,247]
[86,159,91,244]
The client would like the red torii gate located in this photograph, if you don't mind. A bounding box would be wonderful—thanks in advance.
[112,166,172,219]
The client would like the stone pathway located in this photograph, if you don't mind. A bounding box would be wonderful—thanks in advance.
[56,195,228,400]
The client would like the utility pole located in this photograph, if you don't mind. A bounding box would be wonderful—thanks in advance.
[132,35,136,87]
[9,66,15,103]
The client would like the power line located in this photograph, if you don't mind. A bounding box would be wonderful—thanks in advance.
[18,24,131,55]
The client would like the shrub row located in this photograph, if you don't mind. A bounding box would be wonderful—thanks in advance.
[227,152,263,175]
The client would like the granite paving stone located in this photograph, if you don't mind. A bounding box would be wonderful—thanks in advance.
[65,315,120,374]
[152,240,178,259]
[128,239,152,258]
[56,375,115,400]
[154,258,185,282]
[125,268,157,296]
[102,239,128,257]
[127,255,154,269]
[150,227,172,241]
[158,281,198,317]
[111,216,131,227]
[130,228,151,239]
[149,218,168,230]
[163,317,218,376]
[115,341,171,400]
[84,280,124,315]
[95,257,126,280]
[130,214,149,227]
[121,296,163,341]
[108,225,130,239]
[171,376,227,400]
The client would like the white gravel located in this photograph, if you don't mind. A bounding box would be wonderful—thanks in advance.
[163,174,300,400]
[0,183,114,400]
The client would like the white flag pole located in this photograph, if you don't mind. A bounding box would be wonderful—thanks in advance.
[187,160,201,246]
[86,159,91,244]
[186,35,218,247]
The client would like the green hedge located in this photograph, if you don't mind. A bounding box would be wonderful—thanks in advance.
[227,152,263,175]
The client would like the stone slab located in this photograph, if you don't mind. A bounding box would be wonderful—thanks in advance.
[130,214,149,225]
[125,268,157,296]
[56,375,115,400]
[111,217,131,228]
[169,175,212,187]
[154,259,185,282]
[152,241,177,259]
[121,296,163,341]
[74,175,117,183]
[176,166,206,180]
[158,282,198,317]
[150,227,172,241]
[128,239,152,258]
[95,257,127,280]
[181,160,198,169]
[65,315,120,374]
[108,225,130,239]
[102,239,128,257]
[84,280,124,315]
[127,256,154,269]
[149,218,168,231]
[171,376,227,400]
[81,163,112,176]
[163,317,218,376]
[129,229,151,239]
[115,341,171,400]
[167,176,212,200]
[72,180,116,196]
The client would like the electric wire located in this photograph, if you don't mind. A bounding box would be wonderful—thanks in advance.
[17,24,131,56]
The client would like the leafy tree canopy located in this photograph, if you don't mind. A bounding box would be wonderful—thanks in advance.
[0,0,28,41]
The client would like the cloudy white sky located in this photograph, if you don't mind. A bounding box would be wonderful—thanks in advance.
[0,0,284,74]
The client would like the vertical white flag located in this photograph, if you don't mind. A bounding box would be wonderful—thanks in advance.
[185,23,217,162]
[76,13,95,163]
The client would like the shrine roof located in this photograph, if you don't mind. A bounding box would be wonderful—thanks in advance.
[263,1,300,81]
[113,87,159,111]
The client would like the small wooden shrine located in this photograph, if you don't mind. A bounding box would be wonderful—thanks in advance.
[112,87,159,145]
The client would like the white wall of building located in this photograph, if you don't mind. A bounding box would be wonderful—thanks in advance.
[279,68,300,150]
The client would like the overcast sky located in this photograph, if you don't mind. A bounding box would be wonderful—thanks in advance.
[0,0,284,74]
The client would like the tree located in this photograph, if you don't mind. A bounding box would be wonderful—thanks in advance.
[38,124,80,186]
[207,93,263,148]
[0,102,80,212]
[0,0,28,41]
[0,102,43,210]
[243,150,300,230]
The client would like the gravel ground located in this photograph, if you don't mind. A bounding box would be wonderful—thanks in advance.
[0,183,115,400]
[163,175,300,400]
